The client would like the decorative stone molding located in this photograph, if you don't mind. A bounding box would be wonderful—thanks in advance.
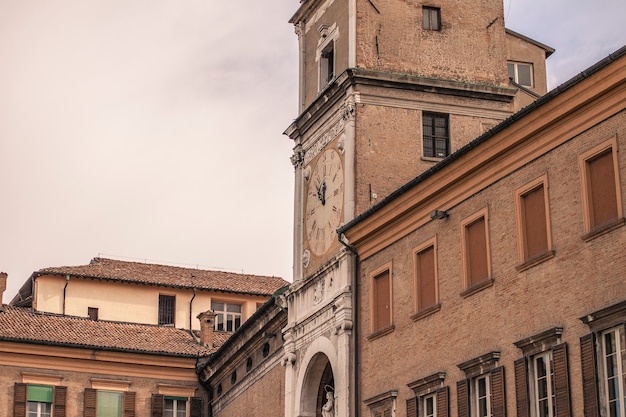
[303,118,344,166]
[291,147,305,169]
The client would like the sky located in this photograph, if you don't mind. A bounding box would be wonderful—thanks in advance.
[1,0,625,303]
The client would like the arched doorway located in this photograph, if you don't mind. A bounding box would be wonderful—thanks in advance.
[300,352,335,417]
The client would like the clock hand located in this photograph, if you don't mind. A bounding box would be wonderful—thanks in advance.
[320,181,327,205]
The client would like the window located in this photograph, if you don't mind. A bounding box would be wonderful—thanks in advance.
[159,295,175,326]
[14,384,66,417]
[369,263,393,336]
[88,307,99,320]
[407,372,449,417]
[423,7,441,30]
[85,384,135,417]
[580,300,626,417]
[211,301,242,332]
[514,328,571,417]
[413,238,440,318]
[165,397,187,417]
[515,176,554,269]
[365,390,398,417]
[457,352,505,417]
[422,112,449,159]
[460,208,493,296]
[320,41,335,87]
[152,394,203,417]
[508,62,533,87]
[579,138,624,238]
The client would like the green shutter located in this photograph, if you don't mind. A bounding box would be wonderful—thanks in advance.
[27,385,53,403]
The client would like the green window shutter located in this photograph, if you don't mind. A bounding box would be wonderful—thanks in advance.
[27,385,53,403]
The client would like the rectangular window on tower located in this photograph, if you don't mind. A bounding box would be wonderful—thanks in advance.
[320,41,335,87]
[423,7,441,31]
[508,62,534,87]
[369,263,393,337]
[579,137,624,239]
[422,112,450,159]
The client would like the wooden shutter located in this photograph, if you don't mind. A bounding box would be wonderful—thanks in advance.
[552,343,571,417]
[490,367,506,417]
[466,217,488,286]
[406,397,417,417]
[514,358,529,417]
[190,397,203,417]
[84,388,97,417]
[436,386,449,417]
[588,150,618,228]
[417,246,436,310]
[14,383,27,417]
[373,269,391,331]
[124,391,136,417]
[580,334,600,417]
[151,394,164,417]
[521,185,548,259]
[53,386,67,417]
[457,379,470,417]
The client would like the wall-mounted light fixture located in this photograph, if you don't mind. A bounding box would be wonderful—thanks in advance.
[430,210,449,220]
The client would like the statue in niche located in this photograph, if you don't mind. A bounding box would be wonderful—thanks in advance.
[321,385,334,417]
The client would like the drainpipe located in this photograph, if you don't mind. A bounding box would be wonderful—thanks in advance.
[62,275,70,315]
[189,288,199,342]
[338,233,360,417]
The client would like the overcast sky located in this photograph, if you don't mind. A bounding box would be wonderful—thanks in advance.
[1,0,625,303]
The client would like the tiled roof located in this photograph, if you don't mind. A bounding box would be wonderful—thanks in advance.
[0,305,230,357]
[37,257,289,295]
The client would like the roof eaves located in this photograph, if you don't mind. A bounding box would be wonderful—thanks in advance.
[338,44,626,235]
[505,28,555,58]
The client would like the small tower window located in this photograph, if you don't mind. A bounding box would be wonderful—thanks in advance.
[423,7,441,31]
[320,41,335,88]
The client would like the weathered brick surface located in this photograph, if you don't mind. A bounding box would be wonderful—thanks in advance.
[357,110,626,417]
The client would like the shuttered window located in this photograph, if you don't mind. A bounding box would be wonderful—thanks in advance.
[457,367,505,417]
[436,387,449,417]
[601,327,626,417]
[520,183,549,260]
[407,397,418,417]
[415,244,437,312]
[579,139,623,237]
[14,384,66,417]
[84,389,135,417]
[514,343,571,417]
[372,268,392,333]
[580,334,600,417]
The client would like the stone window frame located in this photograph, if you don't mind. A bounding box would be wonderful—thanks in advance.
[411,236,441,321]
[456,351,505,417]
[406,372,449,417]
[514,174,555,271]
[513,327,571,417]
[316,23,339,92]
[364,390,398,417]
[578,135,625,241]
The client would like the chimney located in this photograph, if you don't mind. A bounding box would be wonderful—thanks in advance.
[197,310,216,348]
[0,272,7,303]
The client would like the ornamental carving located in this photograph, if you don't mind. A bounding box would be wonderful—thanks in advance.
[313,278,325,304]
[304,119,344,166]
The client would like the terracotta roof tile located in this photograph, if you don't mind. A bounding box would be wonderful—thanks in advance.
[37,257,289,295]
[0,305,230,357]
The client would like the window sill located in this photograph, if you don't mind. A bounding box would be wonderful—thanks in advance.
[411,304,441,321]
[367,324,395,341]
[582,217,625,242]
[515,250,556,272]
[460,277,494,298]
[421,156,446,163]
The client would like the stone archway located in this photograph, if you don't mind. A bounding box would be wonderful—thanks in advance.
[299,352,335,417]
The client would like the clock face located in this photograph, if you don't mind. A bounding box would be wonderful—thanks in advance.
[305,148,344,256]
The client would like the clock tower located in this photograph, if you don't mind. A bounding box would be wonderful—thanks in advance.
[282,0,518,416]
